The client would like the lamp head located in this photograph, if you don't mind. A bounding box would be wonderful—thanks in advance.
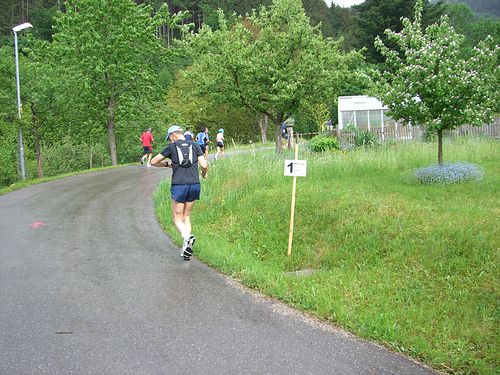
[13,23,33,33]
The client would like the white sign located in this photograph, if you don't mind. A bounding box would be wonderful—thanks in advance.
[284,160,307,177]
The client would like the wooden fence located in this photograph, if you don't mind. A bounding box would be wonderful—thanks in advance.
[296,119,500,145]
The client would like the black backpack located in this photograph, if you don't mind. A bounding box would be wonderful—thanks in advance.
[173,140,195,168]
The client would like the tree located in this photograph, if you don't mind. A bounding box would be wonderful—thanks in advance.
[374,0,499,163]
[443,2,499,52]
[51,0,173,165]
[184,0,362,152]
[165,72,263,143]
[0,46,19,185]
[351,0,445,63]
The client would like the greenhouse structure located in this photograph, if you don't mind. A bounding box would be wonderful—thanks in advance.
[337,95,398,131]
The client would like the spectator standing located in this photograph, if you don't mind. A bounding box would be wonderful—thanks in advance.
[280,122,288,146]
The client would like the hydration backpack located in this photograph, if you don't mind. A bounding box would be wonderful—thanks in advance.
[174,141,194,168]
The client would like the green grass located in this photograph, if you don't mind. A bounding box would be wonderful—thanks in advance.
[155,137,499,374]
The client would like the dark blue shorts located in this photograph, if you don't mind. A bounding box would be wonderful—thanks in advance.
[143,146,152,154]
[171,184,200,203]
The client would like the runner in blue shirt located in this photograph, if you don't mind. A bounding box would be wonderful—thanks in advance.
[195,127,210,159]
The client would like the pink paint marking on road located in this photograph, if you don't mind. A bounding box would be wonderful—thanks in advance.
[30,222,45,228]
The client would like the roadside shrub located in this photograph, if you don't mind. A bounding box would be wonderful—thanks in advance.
[309,134,340,152]
[415,162,483,184]
[43,138,111,176]
[342,125,380,148]
[0,122,19,187]
[354,129,380,148]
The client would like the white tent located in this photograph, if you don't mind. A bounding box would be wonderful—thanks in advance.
[337,95,397,131]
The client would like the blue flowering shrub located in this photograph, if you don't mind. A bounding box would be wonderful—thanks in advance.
[415,162,484,184]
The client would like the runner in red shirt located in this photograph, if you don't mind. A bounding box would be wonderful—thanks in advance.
[140,128,154,167]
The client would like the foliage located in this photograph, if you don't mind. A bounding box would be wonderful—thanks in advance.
[308,134,339,152]
[0,119,19,186]
[373,0,499,163]
[42,137,111,176]
[351,0,445,63]
[353,129,380,148]
[343,124,380,148]
[414,161,483,184]
[165,72,264,143]
[183,0,363,152]
[51,0,174,165]
[443,2,500,53]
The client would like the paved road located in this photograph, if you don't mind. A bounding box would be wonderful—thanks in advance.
[0,166,436,375]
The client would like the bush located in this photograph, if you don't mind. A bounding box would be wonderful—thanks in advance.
[354,129,379,148]
[342,125,380,148]
[43,138,111,176]
[0,122,19,187]
[309,134,340,152]
[414,162,484,184]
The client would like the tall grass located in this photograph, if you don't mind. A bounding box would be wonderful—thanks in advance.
[155,138,499,374]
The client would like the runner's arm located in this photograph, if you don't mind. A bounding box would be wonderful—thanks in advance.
[198,155,208,178]
[151,153,171,168]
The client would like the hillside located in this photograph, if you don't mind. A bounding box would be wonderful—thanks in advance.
[434,0,499,17]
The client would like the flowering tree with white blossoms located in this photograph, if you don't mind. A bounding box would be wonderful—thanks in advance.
[374,0,498,163]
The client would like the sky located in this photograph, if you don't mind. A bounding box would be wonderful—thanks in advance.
[324,0,366,7]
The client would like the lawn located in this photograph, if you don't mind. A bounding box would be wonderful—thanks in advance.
[155,137,499,374]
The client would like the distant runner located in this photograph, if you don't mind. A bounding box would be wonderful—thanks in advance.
[195,127,210,159]
[184,127,194,141]
[215,128,225,160]
[140,128,154,167]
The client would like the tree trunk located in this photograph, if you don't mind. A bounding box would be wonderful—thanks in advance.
[34,131,43,178]
[107,100,118,166]
[274,113,285,154]
[89,146,93,169]
[437,129,443,164]
[257,113,268,144]
[30,103,44,178]
[275,121,282,154]
[287,127,294,150]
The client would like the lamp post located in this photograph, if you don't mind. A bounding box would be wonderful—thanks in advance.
[13,22,33,180]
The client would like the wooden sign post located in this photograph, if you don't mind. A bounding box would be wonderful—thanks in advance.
[284,144,307,256]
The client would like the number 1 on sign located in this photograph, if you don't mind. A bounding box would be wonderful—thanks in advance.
[284,160,307,177]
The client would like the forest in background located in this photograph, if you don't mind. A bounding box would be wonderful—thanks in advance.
[0,0,498,186]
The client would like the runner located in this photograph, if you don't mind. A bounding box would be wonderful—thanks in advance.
[150,125,208,260]
[184,127,194,141]
[195,127,210,159]
[140,128,154,167]
[215,128,225,160]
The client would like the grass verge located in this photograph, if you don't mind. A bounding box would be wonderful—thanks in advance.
[155,137,499,374]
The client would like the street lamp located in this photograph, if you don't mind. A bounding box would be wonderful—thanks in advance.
[13,22,33,180]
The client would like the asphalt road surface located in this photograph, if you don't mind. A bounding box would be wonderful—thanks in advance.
[0,165,437,375]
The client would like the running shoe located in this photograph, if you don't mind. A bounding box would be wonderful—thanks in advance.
[181,235,196,260]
